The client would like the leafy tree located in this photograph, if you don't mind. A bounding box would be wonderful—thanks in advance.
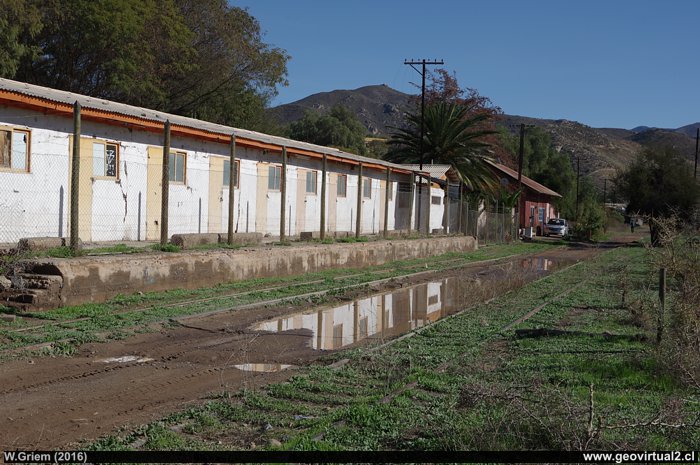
[288,105,368,155]
[424,69,512,166]
[0,0,41,77]
[385,101,496,191]
[615,147,700,245]
[4,0,288,131]
[499,126,577,217]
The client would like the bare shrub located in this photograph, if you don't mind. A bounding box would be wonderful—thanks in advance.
[647,216,700,387]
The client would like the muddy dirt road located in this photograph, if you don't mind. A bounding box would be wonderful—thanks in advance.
[0,245,608,449]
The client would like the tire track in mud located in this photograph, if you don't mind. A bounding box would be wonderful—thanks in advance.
[1,247,598,450]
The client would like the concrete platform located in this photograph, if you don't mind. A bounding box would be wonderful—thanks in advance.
[8,236,477,310]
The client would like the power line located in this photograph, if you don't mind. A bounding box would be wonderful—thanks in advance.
[404,59,444,170]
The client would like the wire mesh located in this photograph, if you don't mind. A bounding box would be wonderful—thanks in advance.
[0,134,517,246]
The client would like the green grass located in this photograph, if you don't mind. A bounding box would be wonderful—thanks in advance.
[85,244,699,451]
[85,244,147,255]
[150,243,181,253]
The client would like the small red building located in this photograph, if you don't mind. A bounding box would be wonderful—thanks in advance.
[486,161,562,236]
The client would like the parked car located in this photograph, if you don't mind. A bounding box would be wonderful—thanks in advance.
[545,218,568,237]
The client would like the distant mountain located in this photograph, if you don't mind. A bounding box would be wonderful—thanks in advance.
[270,85,698,187]
[269,84,412,136]
[675,123,700,138]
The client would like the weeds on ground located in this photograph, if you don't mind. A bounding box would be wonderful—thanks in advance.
[87,246,698,452]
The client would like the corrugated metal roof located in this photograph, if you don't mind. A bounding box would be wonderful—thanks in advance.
[400,164,451,178]
[0,78,411,172]
[486,160,561,198]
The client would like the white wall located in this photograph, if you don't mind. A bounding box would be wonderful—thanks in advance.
[0,107,71,243]
[0,105,419,243]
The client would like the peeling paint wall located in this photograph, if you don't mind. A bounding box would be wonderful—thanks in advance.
[0,106,426,244]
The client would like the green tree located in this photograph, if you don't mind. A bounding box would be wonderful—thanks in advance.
[499,126,576,217]
[385,101,496,191]
[5,0,288,131]
[288,105,368,155]
[615,147,700,245]
[0,0,41,77]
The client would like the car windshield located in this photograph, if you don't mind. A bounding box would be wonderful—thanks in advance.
[547,219,566,225]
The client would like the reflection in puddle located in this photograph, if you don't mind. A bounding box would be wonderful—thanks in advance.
[99,355,153,363]
[234,363,294,372]
[254,255,573,351]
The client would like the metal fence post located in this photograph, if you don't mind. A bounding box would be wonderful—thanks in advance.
[227,135,236,244]
[70,101,81,251]
[160,120,170,246]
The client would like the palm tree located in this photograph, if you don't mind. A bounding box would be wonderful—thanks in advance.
[385,101,497,192]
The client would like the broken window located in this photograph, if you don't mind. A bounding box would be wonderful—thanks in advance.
[306,170,317,194]
[169,151,186,183]
[0,128,30,172]
[92,142,118,177]
[223,159,240,188]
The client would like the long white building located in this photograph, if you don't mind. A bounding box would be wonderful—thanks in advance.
[0,78,455,244]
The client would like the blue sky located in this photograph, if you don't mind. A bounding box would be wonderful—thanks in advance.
[234,1,698,130]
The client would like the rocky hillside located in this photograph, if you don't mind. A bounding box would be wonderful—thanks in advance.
[270,85,698,186]
[269,84,412,136]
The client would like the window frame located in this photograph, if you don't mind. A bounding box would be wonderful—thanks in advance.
[168,151,187,184]
[268,165,282,191]
[362,178,372,198]
[223,159,240,189]
[306,170,318,195]
[337,174,347,197]
[0,126,31,173]
[91,140,120,179]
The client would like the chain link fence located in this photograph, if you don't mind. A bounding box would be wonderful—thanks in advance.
[0,120,518,247]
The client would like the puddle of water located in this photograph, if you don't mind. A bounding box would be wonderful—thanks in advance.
[98,355,154,363]
[253,255,575,351]
[233,363,294,373]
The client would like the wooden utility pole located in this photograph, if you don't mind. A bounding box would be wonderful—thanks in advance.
[227,135,236,245]
[160,120,171,247]
[695,128,698,179]
[408,174,415,232]
[280,147,287,242]
[383,167,390,238]
[657,268,666,344]
[575,155,581,221]
[70,101,81,252]
[404,59,443,235]
[320,154,327,240]
[517,123,525,229]
[356,163,363,238]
